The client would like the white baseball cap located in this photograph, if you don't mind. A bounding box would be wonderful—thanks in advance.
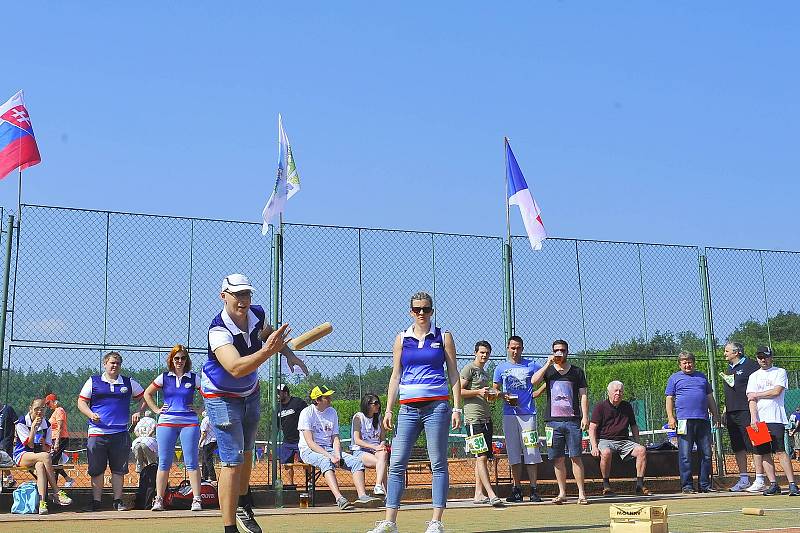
[221,273,255,293]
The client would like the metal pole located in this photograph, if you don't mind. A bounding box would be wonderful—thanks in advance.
[0,215,15,402]
[271,220,283,488]
[758,251,772,348]
[503,137,514,338]
[699,252,724,476]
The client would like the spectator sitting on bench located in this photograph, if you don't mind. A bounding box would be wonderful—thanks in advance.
[589,381,651,496]
[350,393,388,497]
[13,398,72,514]
[298,385,381,510]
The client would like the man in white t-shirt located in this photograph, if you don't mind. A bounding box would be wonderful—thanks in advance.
[297,386,380,511]
[746,346,799,496]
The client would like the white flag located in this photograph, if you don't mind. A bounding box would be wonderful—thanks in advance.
[262,114,300,234]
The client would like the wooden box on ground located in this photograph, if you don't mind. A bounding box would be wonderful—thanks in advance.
[609,504,668,533]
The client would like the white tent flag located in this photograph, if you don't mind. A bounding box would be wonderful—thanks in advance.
[262,114,301,234]
[506,139,546,250]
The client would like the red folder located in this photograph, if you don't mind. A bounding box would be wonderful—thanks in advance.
[746,421,772,446]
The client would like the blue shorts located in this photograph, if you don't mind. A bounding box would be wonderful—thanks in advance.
[279,442,299,464]
[349,448,374,460]
[204,391,260,467]
[547,420,583,459]
[87,432,130,476]
[299,446,364,475]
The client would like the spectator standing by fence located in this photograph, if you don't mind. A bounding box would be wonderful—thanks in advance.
[746,346,800,496]
[460,341,504,507]
[367,291,462,533]
[77,351,146,512]
[0,401,17,487]
[665,350,719,494]
[532,339,590,505]
[492,336,544,503]
[200,410,217,483]
[144,344,203,512]
[721,342,765,493]
[45,393,75,488]
[202,273,300,533]
[277,383,306,487]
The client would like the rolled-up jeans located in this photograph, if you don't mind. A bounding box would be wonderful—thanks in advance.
[677,418,712,490]
[386,400,450,510]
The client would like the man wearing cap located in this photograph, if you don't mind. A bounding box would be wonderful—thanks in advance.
[202,274,304,533]
[721,342,765,493]
[746,346,800,496]
[45,394,75,488]
[298,385,380,510]
[277,383,307,487]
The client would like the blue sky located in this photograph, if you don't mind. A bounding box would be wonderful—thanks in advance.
[4,2,799,250]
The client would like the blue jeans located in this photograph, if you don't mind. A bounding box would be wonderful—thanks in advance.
[678,419,712,490]
[204,392,260,466]
[547,420,583,459]
[386,400,450,510]
[156,424,200,471]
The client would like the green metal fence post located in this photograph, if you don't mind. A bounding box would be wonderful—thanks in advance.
[699,251,725,476]
[271,223,283,488]
[0,215,14,403]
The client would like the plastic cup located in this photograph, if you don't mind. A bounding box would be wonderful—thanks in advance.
[299,493,310,509]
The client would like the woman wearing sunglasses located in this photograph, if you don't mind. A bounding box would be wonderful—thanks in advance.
[351,393,388,497]
[143,344,203,511]
[367,292,462,533]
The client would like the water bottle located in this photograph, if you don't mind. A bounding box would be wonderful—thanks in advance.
[274,477,284,509]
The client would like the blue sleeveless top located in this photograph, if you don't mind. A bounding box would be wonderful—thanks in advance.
[202,305,266,397]
[155,371,200,426]
[399,325,449,403]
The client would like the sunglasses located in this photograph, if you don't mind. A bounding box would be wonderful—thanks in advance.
[369,401,381,405]
[173,356,187,361]
[756,355,772,360]
[411,306,433,314]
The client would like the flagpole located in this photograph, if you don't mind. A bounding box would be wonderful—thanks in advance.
[17,168,22,228]
[503,137,514,338]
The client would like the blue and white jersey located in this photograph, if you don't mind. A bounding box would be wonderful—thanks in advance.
[78,374,145,436]
[399,325,449,404]
[151,372,201,427]
[13,414,52,465]
[202,305,266,398]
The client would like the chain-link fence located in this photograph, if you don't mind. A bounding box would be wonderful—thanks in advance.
[1,204,800,489]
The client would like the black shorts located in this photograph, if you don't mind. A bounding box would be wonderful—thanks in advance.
[466,421,494,458]
[87,432,130,477]
[753,423,787,455]
[726,411,753,453]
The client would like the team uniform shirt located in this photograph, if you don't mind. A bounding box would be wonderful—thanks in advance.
[78,373,144,436]
[297,405,339,452]
[746,366,789,425]
[493,358,542,417]
[542,365,588,422]
[722,357,760,412]
[461,362,492,423]
[151,372,201,427]
[13,414,52,465]
[134,416,157,438]
[351,412,381,451]
[399,325,449,404]
[278,397,307,444]
[591,399,637,440]
[664,371,712,420]
[49,406,69,440]
[202,305,266,398]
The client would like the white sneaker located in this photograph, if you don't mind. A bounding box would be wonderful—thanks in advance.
[191,496,202,511]
[373,484,386,496]
[63,479,74,488]
[151,495,164,511]
[424,520,445,533]
[366,520,399,533]
[746,479,767,493]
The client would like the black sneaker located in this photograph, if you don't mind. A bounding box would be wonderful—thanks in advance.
[529,490,542,503]
[788,483,799,496]
[506,486,523,503]
[699,487,717,493]
[763,483,782,496]
[81,499,102,512]
[681,487,695,494]
[113,499,130,511]
[236,505,263,533]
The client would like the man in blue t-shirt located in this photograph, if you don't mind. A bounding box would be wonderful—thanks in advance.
[492,336,544,503]
[665,351,720,493]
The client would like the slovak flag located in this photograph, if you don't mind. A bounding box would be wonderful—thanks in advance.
[0,90,41,180]
[506,138,547,250]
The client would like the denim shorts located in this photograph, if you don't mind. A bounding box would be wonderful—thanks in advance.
[547,420,582,459]
[299,446,364,475]
[87,432,130,476]
[204,391,260,466]
[349,448,374,460]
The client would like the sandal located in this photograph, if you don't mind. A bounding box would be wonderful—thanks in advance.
[551,495,566,505]
[472,497,490,504]
[577,497,589,505]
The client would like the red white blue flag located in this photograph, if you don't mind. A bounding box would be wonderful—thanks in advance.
[0,90,41,180]
[506,138,546,250]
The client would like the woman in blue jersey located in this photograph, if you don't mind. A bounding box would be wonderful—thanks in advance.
[143,344,203,511]
[14,398,72,514]
[367,292,462,533]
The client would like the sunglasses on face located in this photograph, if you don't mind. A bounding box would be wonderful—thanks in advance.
[369,401,381,406]
[411,306,433,314]
[756,355,771,360]
[173,356,187,361]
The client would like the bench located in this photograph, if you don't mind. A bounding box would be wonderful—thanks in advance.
[1,465,76,491]
[286,462,321,507]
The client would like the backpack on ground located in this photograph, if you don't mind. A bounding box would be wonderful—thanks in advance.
[11,481,39,514]
[134,463,158,509]
[164,479,218,509]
